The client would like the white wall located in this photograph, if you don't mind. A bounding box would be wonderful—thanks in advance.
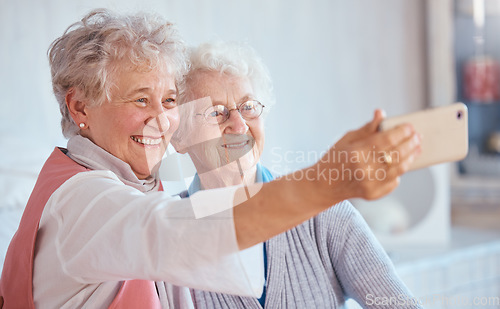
[0,0,427,173]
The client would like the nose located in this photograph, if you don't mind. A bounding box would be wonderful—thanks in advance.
[145,100,171,134]
[150,99,165,117]
[222,109,248,134]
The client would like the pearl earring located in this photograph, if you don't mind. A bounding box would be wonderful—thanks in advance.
[79,123,85,129]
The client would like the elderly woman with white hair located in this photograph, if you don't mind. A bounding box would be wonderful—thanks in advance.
[172,41,423,308]
[0,8,421,309]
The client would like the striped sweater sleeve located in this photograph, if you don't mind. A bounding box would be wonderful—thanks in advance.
[317,201,423,309]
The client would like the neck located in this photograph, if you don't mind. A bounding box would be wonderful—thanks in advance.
[197,160,257,190]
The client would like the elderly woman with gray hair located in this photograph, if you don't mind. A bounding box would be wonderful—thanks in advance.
[172,41,423,308]
[0,8,421,309]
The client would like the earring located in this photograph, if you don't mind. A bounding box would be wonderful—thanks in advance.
[79,123,86,129]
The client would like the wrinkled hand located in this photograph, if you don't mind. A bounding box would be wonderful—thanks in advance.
[311,109,421,202]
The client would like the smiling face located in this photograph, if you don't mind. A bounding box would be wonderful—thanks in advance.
[179,70,265,175]
[82,62,179,179]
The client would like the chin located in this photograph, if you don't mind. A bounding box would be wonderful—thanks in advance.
[133,156,163,178]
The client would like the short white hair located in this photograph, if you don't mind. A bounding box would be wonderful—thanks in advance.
[48,8,187,138]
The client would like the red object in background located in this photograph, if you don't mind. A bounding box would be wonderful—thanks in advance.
[464,56,500,103]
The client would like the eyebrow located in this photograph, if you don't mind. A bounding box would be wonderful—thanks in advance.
[123,87,177,98]
[211,94,255,106]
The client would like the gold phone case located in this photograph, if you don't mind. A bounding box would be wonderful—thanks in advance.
[379,103,469,171]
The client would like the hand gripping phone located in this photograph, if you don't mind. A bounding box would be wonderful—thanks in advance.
[379,103,469,171]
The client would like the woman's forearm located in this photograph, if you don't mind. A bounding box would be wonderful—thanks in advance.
[233,167,346,250]
[234,110,421,250]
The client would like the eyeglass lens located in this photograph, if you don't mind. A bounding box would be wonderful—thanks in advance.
[204,101,263,124]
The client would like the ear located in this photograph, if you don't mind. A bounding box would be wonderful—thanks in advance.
[66,87,89,127]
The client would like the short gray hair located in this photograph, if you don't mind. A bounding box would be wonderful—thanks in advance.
[175,41,275,141]
[48,8,188,138]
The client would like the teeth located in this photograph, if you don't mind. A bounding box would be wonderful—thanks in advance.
[222,141,248,149]
[131,136,162,145]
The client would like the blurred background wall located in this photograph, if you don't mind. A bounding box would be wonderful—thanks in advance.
[0,0,429,172]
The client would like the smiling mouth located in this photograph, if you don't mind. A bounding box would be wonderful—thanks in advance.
[221,140,249,149]
[131,136,163,146]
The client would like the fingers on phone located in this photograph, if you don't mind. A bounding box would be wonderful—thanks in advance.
[386,131,422,177]
[376,123,415,149]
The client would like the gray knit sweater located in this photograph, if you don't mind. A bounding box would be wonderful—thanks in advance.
[190,201,422,309]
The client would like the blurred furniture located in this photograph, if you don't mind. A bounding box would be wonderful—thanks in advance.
[346,205,500,309]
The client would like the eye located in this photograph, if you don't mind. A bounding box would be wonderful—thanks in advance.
[135,98,148,107]
[162,97,177,109]
[241,101,255,111]
[208,110,224,117]
[239,100,261,118]
[207,105,225,116]
[204,105,228,124]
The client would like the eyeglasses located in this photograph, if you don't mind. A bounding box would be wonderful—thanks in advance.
[196,100,265,124]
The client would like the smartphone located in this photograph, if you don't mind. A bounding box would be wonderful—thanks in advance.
[379,102,469,171]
